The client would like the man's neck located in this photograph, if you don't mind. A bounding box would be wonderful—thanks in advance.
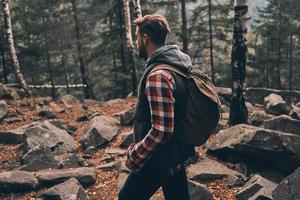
[147,44,163,59]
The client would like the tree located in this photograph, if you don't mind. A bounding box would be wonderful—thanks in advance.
[2,0,31,96]
[229,0,249,126]
[208,0,214,83]
[71,0,95,99]
[180,0,188,54]
[132,0,142,19]
[123,0,137,95]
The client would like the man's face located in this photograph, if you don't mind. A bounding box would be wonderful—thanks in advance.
[136,27,148,60]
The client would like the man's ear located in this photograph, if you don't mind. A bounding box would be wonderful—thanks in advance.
[142,34,149,44]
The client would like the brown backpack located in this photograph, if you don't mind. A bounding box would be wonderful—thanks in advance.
[149,64,221,146]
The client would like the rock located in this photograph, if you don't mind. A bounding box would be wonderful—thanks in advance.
[249,110,276,126]
[3,117,22,124]
[219,96,230,106]
[38,110,56,119]
[215,87,231,103]
[246,102,255,113]
[59,94,80,108]
[48,119,77,135]
[290,104,300,120]
[22,146,53,164]
[0,129,24,144]
[19,153,62,172]
[35,167,96,187]
[0,170,38,193]
[54,153,84,168]
[236,175,277,200]
[188,180,213,200]
[76,114,89,122]
[187,157,245,187]
[38,178,89,200]
[206,124,300,173]
[97,161,117,171]
[80,116,119,150]
[120,131,134,148]
[0,84,21,100]
[220,104,229,113]
[264,93,289,115]
[272,167,300,200]
[24,121,76,155]
[105,148,126,156]
[260,115,300,136]
[120,107,135,126]
[247,87,300,105]
[0,100,8,120]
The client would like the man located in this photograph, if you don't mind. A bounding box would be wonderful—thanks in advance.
[118,14,195,200]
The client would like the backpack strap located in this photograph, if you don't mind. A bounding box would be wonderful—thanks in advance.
[147,64,188,79]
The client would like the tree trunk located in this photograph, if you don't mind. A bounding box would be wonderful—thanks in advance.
[289,34,293,90]
[124,0,137,95]
[2,0,31,96]
[60,2,70,94]
[117,0,128,96]
[276,1,282,89]
[208,0,215,84]
[42,13,55,99]
[181,0,188,54]
[71,0,94,99]
[0,20,7,84]
[132,0,142,19]
[229,0,249,126]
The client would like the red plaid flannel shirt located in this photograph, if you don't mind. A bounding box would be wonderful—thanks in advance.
[126,69,176,173]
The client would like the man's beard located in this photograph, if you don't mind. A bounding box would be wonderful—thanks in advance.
[138,42,148,61]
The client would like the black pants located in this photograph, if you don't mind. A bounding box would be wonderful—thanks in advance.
[118,165,190,200]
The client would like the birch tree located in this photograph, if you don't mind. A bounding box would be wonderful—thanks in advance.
[2,0,31,96]
[124,0,137,95]
[229,0,249,125]
[132,0,142,19]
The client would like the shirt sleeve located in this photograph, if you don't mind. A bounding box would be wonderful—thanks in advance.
[126,70,176,173]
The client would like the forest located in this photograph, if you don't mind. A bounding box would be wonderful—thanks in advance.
[1,0,299,100]
[0,0,300,200]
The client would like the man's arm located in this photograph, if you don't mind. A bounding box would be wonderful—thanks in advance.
[126,70,176,173]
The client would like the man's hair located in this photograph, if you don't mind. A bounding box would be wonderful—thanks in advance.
[135,14,171,46]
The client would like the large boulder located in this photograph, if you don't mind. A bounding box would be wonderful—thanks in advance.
[35,167,96,187]
[0,83,21,100]
[0,170,38,193]
[236,175,277,200]
[272,167,300,200]
[264,93,289,115]
[120,131,134,148]
[0,100,8,121]
[188,180,213,200]
[215,87,231,103]
[249,110,276,126]
[59,94,80,108]
[120,107,135,126]
[20,153,61,172]
[290,104,300,120]
[0,128,24,144]
[260,115,300,136]
[187,157,245,187]
[206,124,300,173]
[38,178,90,200]
[80,116,119,150]
[247,87,300,105]
[23,121,76,155]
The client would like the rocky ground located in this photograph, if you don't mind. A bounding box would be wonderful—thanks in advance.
[0,84,300,200]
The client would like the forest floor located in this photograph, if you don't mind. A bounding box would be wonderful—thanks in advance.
[0,96,240,200]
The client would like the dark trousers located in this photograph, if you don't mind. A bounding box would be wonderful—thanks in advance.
[118,165,191,200]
